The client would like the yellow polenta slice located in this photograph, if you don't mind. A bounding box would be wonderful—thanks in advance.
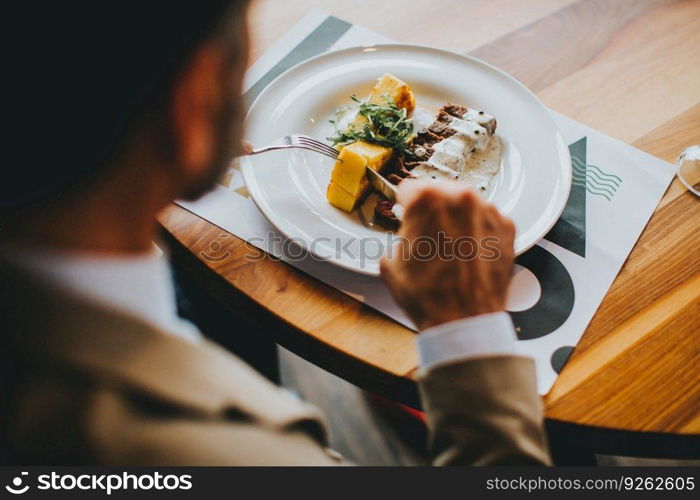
[326,148,369,212]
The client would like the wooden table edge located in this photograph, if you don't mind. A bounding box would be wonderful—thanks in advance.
[159,220,422,407]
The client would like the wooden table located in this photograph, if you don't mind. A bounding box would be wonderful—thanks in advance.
[159,0,700,460]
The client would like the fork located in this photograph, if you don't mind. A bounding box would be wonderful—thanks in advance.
[248,134,399,201]
[249,134,340,160]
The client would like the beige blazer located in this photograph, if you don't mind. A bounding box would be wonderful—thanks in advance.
[0,263,550,465]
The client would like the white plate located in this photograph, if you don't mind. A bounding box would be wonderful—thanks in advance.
[241,44,571,275]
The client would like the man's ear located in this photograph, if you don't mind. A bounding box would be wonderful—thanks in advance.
[170,41,225,177]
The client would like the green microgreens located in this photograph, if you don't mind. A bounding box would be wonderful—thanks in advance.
[327,94,413,156]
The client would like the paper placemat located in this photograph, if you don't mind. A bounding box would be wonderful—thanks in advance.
[176,9,676,394]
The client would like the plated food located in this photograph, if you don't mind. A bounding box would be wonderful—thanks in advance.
[325,73,502,230]
[241,44,571,274]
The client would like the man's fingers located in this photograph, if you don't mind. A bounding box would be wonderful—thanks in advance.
[399,182,442,219]
[398,179,514,248]
[398,185,446,242]
[379,255,391,275]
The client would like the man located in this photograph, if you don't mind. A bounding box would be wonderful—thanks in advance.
[0,2,550,465]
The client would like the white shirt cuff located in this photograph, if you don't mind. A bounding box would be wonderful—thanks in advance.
[417,312,521,374]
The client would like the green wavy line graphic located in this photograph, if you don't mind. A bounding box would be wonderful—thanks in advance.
[572,163,621,188]
[572,158,623,183]
[570,157,622,201]
[573,172,619,191]
[572,180,614,201]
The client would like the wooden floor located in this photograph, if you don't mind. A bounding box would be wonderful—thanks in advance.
[279,347,699,466]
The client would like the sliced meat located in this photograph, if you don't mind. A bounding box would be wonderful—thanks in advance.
[374,199,400,230]
[372,102,495,230]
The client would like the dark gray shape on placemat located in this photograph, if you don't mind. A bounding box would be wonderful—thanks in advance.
[545,136,587,257]
[244,16,351,110]
[551,345,575,374]
[509,245,575,340]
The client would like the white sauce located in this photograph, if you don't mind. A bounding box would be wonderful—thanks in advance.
[413,146,428,158]
[391,109,502,222]
[459,136,502,191]
[410,109,500,191]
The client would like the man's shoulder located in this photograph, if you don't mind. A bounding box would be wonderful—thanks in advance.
[1,264,332,464]
[6,367,339,465]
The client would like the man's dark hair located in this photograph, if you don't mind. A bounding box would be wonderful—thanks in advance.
[5,2,239,208]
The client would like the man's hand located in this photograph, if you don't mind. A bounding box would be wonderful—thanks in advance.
[380,179,515,330]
